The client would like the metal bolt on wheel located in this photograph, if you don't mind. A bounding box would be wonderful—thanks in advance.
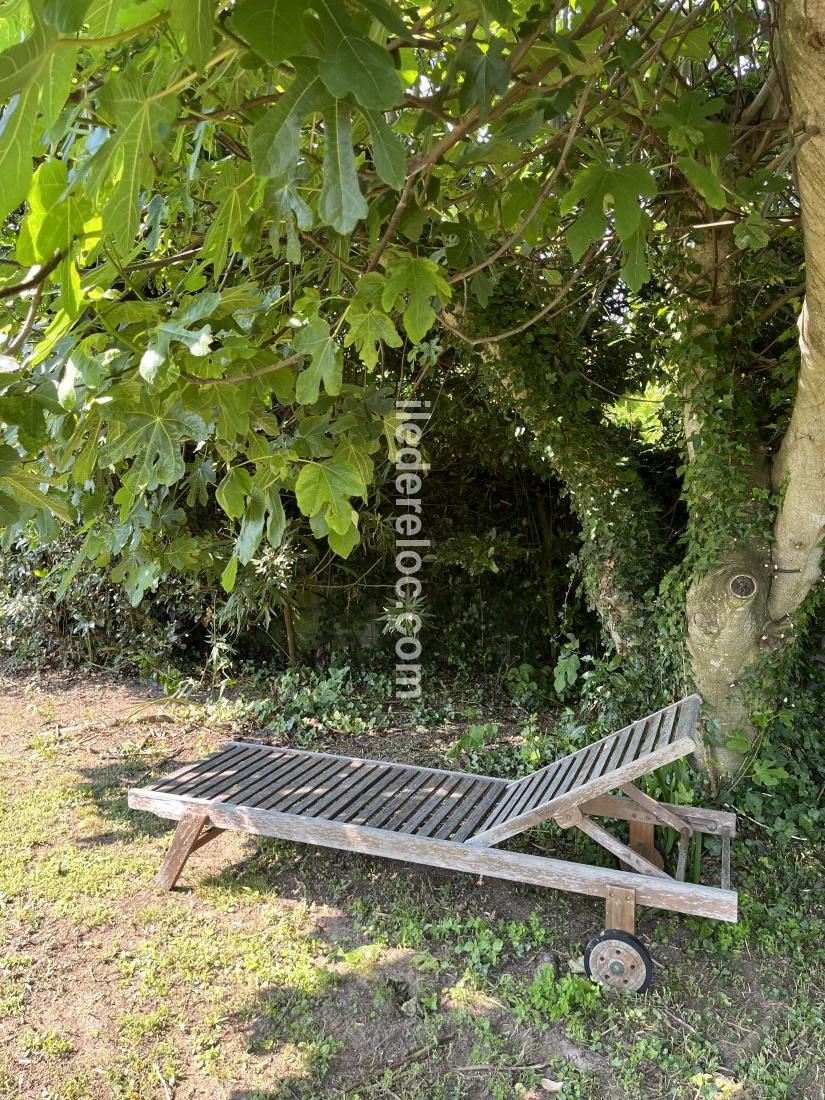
[584,929,653,993]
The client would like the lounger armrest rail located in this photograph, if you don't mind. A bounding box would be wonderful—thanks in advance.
[127,788,737,923]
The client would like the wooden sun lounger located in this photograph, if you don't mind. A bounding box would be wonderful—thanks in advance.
[129,694,736,990]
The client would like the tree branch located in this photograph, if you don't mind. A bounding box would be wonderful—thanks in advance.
[0,252,64,301]
[181,352,303,386]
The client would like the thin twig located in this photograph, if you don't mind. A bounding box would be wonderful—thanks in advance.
[440,251,596,346]
[181,352,303,386]
[6,282,43,354]
[0,251,64,301]
[450,75,595,286]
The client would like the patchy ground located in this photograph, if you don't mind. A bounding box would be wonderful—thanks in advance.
[0,670,822,1100]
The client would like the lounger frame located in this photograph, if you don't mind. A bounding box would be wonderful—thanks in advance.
[128,695,737,934]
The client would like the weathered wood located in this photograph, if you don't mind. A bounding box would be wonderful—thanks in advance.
[191,824,224,852]
[620,783,692,837]
[345,766,411,825]
[470,697,702,847]
[131,694,736,935]
[452,782,507,842]
[469,737,696,847]
[200,749,303,807]
[401,774,467,835]
[578,793,736,836]
[301,761,385,821]
[360,769,433,830]
[221,740,510,789]
[338,765,415,826]
[625,821,664,873]
[416,777,478,838]
[573,814,671,879]
[237,754,347,811]
[128,788,737,922]
[605,886,636,934]
[156,809,212,890]
[274,758,359,814]
[149,743,250,793]
[675,832,690,882]
[721,830,732,891]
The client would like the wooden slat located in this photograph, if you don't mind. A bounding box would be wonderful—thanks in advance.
[275,758,359,815]
[171,746,271,800]
[493,748,577,829]
[301,760,381,821]
[489,767,550,827]
[150,744,252,794]
[172,744,283,795]
[190,749,306,803]
[301,762,387,822]
[655,704,678,748]
[219,752,324,809]
[146,746,229,792]
[638,711,664,758]
[432,779,490,840]
[616,719,649,770]
[546,742,601,803]
[341,765,410,825]
[598,725,633,778]
[583,734,618,788]
[453,782,508,843]
[220,740,508,789]
[363,769,434,830]
[353,766,422,828]
[395,774,466,835]
[129,787,738,923]
[263,756,361,813]
[470,736,697,848]
[673,695,701,744]
[377,774,446,832]
[415,777,477,838]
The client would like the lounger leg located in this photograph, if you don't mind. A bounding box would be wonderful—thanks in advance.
[627,821,665,872]
[156,810,220,891]
[605,886,636,934]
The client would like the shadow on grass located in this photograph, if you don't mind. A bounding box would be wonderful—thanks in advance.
[74,753,190,844]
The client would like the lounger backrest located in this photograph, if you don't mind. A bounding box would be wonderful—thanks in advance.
[468,695,701,847]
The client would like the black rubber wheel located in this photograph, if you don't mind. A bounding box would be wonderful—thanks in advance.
[584,929,653,993]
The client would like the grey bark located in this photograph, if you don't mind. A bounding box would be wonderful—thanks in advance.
[687,1,825,779]
[772,0,825,622]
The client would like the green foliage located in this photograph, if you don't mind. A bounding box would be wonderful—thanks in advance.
[0,0,819,807]
[0,0,783,598]
[500,965,602,1028]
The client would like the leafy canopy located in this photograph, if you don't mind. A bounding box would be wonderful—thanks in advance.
[0,0,776,599]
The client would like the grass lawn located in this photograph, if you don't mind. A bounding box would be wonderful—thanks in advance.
[0,670,822,1100]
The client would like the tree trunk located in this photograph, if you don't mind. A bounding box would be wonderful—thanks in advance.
[685,548,770,777]
[686,3,825,779]
[772,0,825,623]
[679,226,771,778]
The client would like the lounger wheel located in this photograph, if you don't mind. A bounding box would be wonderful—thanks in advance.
[584,929,653,993]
